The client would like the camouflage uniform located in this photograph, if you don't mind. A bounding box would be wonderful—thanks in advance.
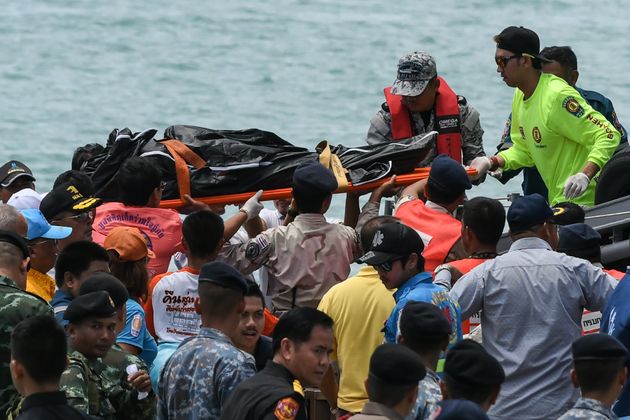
[557,397,618,420]
[157,327,256,419]
[406,369,442,420]
[0,275,52,417]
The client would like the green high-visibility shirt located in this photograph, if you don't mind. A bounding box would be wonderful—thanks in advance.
[498,73,620,206]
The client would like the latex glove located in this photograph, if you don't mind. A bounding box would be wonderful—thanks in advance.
[241,190,264,221]
[563,172,590,199]
[468,156,492,181]
[489,167,503,180]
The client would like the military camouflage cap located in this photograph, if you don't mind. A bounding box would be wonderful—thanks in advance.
[390,51,437,97]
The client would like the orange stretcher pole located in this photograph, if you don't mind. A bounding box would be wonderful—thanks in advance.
[159,167,478,209]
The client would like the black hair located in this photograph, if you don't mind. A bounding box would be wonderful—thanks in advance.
[360,216,398,253]
[365,376,416,407]
[443,373,499,406]
[426,181,462,205]
[574,358,625,393]
[399,331,449,357]
[463,197,506,246]
[182,210,224,259]
[53,170,95,196]
[540,46,578,71]
[244,279,265,308]
[116,157,162,206]
[272,307,333,354]
[11,315,67,383]
[54,241,109,288]
[72,143,105,171]
[198,282,244,318]
[5,177,34,194]
[292,187,329,214]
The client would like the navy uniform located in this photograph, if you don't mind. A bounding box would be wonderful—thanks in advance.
[13,392,97,420]
[429,400,489,420]
[221,361,308,420]
[558,334,627,420]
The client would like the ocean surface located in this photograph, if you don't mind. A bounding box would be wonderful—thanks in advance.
[3,0,629,219]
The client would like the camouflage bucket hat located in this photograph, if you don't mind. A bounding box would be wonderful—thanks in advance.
[390,51,437,97]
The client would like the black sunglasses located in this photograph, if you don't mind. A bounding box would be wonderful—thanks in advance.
[495,55,521,69]
[374,258,402,272]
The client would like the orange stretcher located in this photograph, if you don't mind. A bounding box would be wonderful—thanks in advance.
[159,167,478,210]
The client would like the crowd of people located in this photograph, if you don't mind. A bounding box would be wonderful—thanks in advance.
[0,24,628,420]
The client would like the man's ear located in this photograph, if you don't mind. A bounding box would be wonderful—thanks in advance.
[570,368,580,388]
[10,359,24,380]
[279,338,294,361]
[194,299,201,315]
[20,257,29,275]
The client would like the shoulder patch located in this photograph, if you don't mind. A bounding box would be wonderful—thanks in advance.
[274,397,300,420]
[130,314,143,337]
[563,96,585,118]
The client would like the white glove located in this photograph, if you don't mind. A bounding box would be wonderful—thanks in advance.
[563,172,590,199]
[241,190,264,221]
[489,167,503,180]
[468,156,492,181]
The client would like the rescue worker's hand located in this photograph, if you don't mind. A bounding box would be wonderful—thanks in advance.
[375,175,399,198]
[489,167,503,180]
[180,194,211,214]
[241,190,264,221]
[128,370,152,394]
[468,157,492,181]
[563,172,590,199]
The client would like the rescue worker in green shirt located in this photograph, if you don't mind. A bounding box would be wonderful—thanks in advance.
[470,26,621,206]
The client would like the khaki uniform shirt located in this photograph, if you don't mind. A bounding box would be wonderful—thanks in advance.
[353,401,406,420]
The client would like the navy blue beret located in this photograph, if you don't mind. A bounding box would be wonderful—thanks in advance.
[507,193,554,233]
[79,273,129,308]
[558,223,601,253]
[399,301,452,338]
[199,261,247,293]
[292,162,338,193]
[444,339,505,386]
[572,333,627,361]
[369,343,426,386]
[64,291,117,322]
[428,154,472,192]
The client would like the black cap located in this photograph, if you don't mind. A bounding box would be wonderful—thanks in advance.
[199,261,248,293]
[558,223,601,260]
[431,400,490,420]
[39,181,101,221]
[291,162,338,194]
[0,230,29,260]
[428,155,472,193]
[356,222,424,266]
[399,301,452,339]
[79,273,129,308]
[494,26,550,63]
[0,161,35,188]
[444,339,505,386]
[369,343,426,386]
[507,193,554,233]
[63,291,117,322]
[550,202,585,225]
[572,333,628,361]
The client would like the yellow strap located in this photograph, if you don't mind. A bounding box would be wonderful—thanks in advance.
[292,379,304,396]
[316,140,349,192]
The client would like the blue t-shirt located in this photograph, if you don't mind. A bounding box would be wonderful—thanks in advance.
[50,289,73,328]
[384,271,463,346]
[117,299,158,366]
[600,269,630,417]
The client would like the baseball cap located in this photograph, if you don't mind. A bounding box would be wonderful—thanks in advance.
[357,222,424,266]
[39,181,101,221]
[390,51,437,97]
[494,26,551,62]
[104,226,155,262]
[7,188,44,210]
[550,202,585,225]
[20,209,72,241]
[557,223,601,260]
[428,155,472,193]
[0,161,35,188]
[507,193,554,233]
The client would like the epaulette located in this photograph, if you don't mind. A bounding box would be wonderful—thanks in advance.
[292,379,304,396]
[457,95,467,105]
[381,102,390,113]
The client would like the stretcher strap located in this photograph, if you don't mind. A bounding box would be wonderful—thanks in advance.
[161,139,206,199]
[317,140,349,192]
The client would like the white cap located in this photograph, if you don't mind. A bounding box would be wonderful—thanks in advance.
[7,188,44,210]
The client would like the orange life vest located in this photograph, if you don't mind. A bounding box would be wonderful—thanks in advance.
[384,76,463,163]
[445,258,488,335]
[604,268,625,280]
[394,200,461,273]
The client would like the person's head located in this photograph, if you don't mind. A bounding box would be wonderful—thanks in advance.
[365,343,426,416]
[494,26,549,87]
[0,204,28,237]
[53,170,96,197]
[291,162,337,214]
[196,262,248,334]
[507,193,559,249]
[6,189,43,211]
[550,202,585,225]
[72,143,105,171]
[442,339,505,412]
[182,210,224,261]
[0,161,35,204]
[540,46,579,86]
[0,230,31,290]
[357,222,424,289]
[21,209,72,274]
[426,155,472,209]
[461,197,505,253]
[557,223,602,263]
[571,334,628,399]
[116,157,163,207]
[104,227,155,302]
[54,241,110,295]
[359,215,399,254]
[79,273,130,334]
[398,302,452,362]
[272,307,334,387]
[65,291,118,361]
[232,279,266,355]
[273,199,291,217]
[390,51,439,113]
[40,182,101,248]
[10,315,68,396]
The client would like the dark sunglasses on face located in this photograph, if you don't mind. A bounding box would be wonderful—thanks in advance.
[54,212,93,223]
[374,258,402,272]
[495,55,521,69]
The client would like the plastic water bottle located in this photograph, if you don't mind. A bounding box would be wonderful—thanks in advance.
[126,364,149,400]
